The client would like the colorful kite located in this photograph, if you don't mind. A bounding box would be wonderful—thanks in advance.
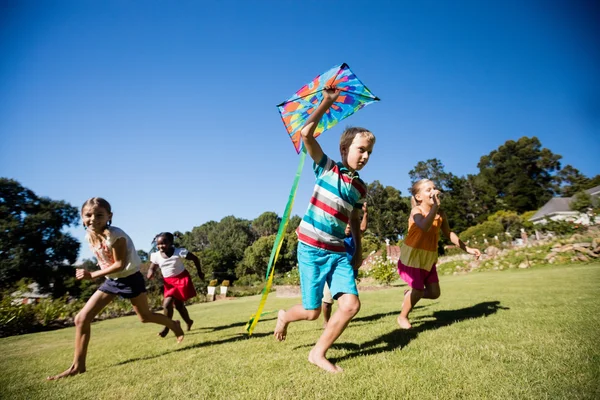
[245,63,379,335]
[277,62,380,153]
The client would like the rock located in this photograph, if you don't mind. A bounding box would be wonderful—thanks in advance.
[573,242,592,248]
[468,260,481,270]
[518,262,529,269]
[576,254,590,262]
[574,247,598,258]
[485,246,500,258]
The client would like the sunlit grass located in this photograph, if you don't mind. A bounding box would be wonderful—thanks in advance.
[1,263,599,399]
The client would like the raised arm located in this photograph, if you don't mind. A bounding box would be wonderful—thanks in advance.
[412,191,440,232]
[440,212,481,259]
[186,252,205,280]
[75,238,128,280]
[300,87,340,163]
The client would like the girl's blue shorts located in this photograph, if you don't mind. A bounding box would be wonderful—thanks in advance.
[98,271,147,299]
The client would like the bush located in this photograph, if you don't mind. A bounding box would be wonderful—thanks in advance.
[208,279,218,287]
[368,254,397,285]
[234,274,262,286]
[0,296,37,337]
[459,221,504,244]
[279,267,300,286]
[221,280,230,287]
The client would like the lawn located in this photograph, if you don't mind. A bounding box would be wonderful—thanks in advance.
[1,263,599,400]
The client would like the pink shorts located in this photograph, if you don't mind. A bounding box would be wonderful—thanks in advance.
[397,260,439,291]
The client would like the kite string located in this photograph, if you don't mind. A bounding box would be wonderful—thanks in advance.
[245,149,307,335]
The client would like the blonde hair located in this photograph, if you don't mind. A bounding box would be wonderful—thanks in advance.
[81,197,112,247]
[339,126,375,156]
[410,179,432,208]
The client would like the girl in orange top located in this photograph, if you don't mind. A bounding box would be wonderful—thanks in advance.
[397,179,480,329]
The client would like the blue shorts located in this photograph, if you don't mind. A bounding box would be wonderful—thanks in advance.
[297,242,358,310]
[98,271,147,299]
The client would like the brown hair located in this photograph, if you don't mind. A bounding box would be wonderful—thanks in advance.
[81,197,112,246]
[339,126,376,156]
[410,179,432,208]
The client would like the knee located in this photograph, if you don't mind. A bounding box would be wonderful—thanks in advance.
[338,297,361,317]
[137,312,152,323]
[306,309,321,321]
[74,312,89,327]
[430,289,441,299]
[162,300,173,309]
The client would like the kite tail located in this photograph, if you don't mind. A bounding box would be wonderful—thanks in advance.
[245,149,307,335]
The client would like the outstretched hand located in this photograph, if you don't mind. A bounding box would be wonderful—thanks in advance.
[466,247,481,260]
[75,268,92,280]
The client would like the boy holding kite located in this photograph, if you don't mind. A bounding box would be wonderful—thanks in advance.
[274,87,375,373]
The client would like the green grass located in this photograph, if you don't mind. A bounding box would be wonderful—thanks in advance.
[1,264,599,399]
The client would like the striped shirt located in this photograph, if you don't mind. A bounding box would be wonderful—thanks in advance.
[297,154,367,253]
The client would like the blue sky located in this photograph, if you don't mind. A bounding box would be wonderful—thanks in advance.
[1,1,598,261]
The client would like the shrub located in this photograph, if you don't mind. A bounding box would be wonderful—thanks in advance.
[459,221,504,243]
[234,274,262,286]
[281,267,300,286]
[368,254,397,285]
[208,279,218,287]
[0,296,37,337]
[221,280,230,287]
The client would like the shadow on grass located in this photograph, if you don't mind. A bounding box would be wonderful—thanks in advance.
[351,304,427,324]
[115,332,272,366]
[198,316,277,332]
[331,301,509,363]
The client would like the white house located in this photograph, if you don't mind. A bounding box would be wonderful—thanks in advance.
[530,185,600,225]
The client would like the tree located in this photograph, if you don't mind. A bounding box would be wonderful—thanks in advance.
[366,180,410,240]
[570,191,593,213]
[556,165,591,197]
[137,249,149,263]
[251,212,281,238]
[179,216,253,280]
[408,158,453,192]
[236,235,296,279]
[0,178,80,293]
[478,137,562,213]
[286,215,302,234]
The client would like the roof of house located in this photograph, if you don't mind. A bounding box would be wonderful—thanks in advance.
[585,185,600,197]
[530,185,600,221]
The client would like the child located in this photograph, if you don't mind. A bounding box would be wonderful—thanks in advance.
[397,179,481,329]
[274,87,375,373]
[147,232,204,337]
[322,202,368,329]
[47,197,184,380]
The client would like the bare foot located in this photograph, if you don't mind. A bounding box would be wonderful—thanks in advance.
[173,320,184,343]
[157,327,169,338]
[273,310,288,342]
[308,349,342,373]
[186,320,194,331]
[397,315,412,329]
[46,364,85,381]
